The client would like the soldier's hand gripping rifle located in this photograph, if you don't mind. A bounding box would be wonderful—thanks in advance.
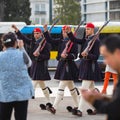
[33,18,60,56]
[82,20,110,55]
[61,20,85,58]
[67,20,85,53]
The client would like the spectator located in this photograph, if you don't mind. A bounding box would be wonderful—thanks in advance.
[102,64,118,94]
[0,32,34,120]
[81,34,120,120]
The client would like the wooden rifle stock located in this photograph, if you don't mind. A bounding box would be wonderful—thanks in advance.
[61,40,71,55]
[33,18,60,56]
[61,20,85,58]
[83,20,110,54]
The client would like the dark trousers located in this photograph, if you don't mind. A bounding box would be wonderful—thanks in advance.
[0,100,28,120]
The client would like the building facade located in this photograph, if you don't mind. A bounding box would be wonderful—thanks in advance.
[81,0,120,22]
[30,0,54,24]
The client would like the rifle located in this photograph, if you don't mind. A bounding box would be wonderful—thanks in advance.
[83,20,110,54]
[62,20,85,55]
[74,20,85,36]
[33,18,60,56]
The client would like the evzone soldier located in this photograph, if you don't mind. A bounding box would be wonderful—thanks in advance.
[65,23,102,116]
[43,24,79,114]
[12,25,52,110]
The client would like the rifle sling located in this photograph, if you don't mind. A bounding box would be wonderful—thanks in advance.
[67,41,74,53]
[40,40,46,52]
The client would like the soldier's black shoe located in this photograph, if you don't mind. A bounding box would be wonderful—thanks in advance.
[72,109,82,117]
[46,103,56,114]
[66,106,73,112]
[46,103,53,108]
[39,104,46,110]
[87,109,97,115]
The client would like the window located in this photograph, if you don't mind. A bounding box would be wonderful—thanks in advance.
[110,1,120,9]
[35,18,40,24]
[41,4,45,11]
[41,18,45,24]
[110,11,120,21]
[35,4,46,14]
[35,4,40,12]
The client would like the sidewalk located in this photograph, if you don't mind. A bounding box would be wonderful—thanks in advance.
[12,80,113,120]
[26,81,113,120]
[28,97,106,120]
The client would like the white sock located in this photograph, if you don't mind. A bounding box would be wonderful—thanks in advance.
[53,89,64,109]
[70,88,79,108]
[42,87,51,103]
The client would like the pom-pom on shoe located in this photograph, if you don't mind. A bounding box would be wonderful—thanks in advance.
[87,109,97,115]
[39,104,46,110]
[66,106,73,112]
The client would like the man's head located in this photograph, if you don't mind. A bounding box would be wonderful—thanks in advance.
[62,25,70,38]
[33,28,42,40]
[85,23,95,37]
[100,34,120,73]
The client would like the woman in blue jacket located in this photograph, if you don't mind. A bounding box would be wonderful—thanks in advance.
[0,32,34,120]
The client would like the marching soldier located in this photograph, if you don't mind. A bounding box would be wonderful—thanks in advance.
[12,25,52,110]
[43,24,79,115]
[65,23,102,116]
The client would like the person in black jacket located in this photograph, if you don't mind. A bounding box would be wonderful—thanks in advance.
[43,24,79,115]
[12,25,52,110]
[65,23,102,116]
[81,34,120,120]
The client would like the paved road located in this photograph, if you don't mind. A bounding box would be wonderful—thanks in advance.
[12,72,114,120]
[27,97,106,120]
[26,80,113,120]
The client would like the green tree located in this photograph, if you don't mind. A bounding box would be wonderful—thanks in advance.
[54,0,81,25]
[3,0,31,24]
